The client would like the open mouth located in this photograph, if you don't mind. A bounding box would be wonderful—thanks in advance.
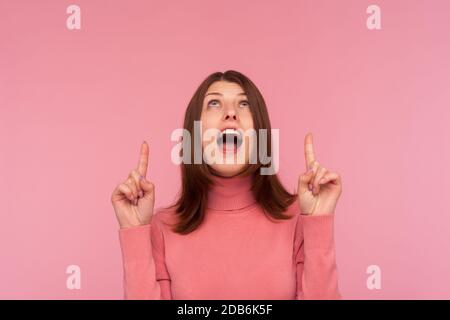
[216,128,243,154]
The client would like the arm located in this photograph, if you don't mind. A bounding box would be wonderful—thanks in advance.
[118,216,172,300]
[294,214,341,300]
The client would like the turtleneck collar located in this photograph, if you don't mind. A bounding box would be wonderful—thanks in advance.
[206,173,257,211]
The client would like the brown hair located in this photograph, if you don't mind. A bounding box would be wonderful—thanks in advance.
[165,70,297,234]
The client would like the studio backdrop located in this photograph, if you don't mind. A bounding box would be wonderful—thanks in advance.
[1,0,449,299]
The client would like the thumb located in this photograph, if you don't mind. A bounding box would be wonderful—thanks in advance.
[298,169,314,195]
[139,177,155,198]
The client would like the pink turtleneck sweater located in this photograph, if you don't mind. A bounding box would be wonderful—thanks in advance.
[118,174,341,300]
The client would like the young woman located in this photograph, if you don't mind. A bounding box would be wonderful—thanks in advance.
[111,70,343,300]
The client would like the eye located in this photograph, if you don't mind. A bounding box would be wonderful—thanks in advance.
[207,99,220,108]
[240,100,250,108]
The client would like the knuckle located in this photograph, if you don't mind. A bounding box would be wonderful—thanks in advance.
[115,184,123,194]
[126,181,135,191]
[121,185,130,195]
[128,171,137,180]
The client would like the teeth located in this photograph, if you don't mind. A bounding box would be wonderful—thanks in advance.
[217,128,243,147]
[221,128,239,139]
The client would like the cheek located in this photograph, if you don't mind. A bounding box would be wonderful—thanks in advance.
[200,113,211,133]
[240,111,254,129]
[245,121,254,131]
[199,121,218,149]
[200,109,221,128]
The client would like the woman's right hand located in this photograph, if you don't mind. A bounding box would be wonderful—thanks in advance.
[111,141,155,228]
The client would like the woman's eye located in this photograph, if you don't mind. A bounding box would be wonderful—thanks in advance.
[207,100,220,108]
[240,100,250,108]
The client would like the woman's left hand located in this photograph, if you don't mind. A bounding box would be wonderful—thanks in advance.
[297,133,343,216]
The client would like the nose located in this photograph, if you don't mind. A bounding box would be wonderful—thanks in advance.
[224,105,237,121]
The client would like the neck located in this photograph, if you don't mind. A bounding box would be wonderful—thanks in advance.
[206,173,257,211]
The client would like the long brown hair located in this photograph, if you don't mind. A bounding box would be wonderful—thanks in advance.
[165,70,297,234]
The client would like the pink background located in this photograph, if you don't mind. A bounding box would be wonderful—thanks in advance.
[1,0,449,299]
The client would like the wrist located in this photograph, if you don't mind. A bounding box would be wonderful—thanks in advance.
[311,211,334,216]
[120,222,150,229]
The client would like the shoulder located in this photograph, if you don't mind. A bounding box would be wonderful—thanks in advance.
[284,197,302,220]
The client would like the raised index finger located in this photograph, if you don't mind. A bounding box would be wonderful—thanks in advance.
[137,141,149,177]
[304,132,316,170]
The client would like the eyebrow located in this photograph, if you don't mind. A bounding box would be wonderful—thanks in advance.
[204,92,247,97]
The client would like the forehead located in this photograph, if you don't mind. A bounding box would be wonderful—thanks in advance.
[205,81,246,95]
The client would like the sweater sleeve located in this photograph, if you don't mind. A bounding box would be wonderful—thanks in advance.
[294,213,341,300]
[118,215,172,300]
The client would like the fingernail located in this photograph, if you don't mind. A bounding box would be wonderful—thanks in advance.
[139,190,143,198]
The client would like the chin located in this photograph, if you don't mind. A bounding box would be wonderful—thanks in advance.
[208,164,248,177]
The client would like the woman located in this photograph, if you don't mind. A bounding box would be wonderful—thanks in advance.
[111,70,343,300]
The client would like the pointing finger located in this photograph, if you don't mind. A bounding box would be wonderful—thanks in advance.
[138,140,149,178]
[304,132,316,170]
